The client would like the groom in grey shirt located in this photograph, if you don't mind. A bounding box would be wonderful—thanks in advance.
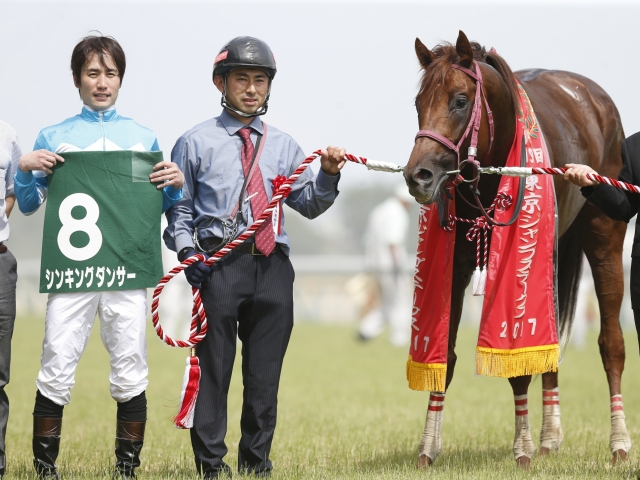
[0,120,20,478]
[164,36,346,478]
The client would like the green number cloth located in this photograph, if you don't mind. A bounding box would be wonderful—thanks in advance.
[39,151,164,293]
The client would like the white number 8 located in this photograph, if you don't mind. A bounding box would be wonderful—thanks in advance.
[57,193,103,261]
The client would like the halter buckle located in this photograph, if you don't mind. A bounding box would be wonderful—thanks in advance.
[468,147,478,156]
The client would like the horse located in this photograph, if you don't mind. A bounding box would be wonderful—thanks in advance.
[404,30,629,467]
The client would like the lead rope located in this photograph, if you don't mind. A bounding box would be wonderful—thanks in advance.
[151,150,403,428]
[481,166,640,193]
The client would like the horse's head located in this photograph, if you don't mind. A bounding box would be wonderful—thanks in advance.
[404,31,507,204]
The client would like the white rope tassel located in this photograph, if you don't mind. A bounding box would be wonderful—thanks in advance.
[365,159,404,173]
[610,394,632,454]
[419,392,445,463]
[472,267,481,295]
[478,268,487,296]
[513,394,535,460]
[540,388,563,451]
[472,267,487,296]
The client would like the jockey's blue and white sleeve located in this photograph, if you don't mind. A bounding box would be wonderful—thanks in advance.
[14,106,183,215]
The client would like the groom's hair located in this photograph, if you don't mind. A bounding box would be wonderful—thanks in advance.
[71,34,126,83]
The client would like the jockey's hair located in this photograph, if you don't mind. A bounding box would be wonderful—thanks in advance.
[71,34,126,83]
[416,41,519,115]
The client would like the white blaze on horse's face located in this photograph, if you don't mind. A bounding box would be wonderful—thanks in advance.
[404,66,478,204]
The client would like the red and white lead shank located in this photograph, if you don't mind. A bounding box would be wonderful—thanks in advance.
[480,166,640,194]
[150,150,402,428]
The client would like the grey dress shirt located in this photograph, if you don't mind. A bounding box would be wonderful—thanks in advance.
[164,110,340,256]
[0,121,20,242]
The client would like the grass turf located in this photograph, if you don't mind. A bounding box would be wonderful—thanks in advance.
[4,317,640,479]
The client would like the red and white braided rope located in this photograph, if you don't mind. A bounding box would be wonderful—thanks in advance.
[480,166,640,194]
[446,192,512,270]
[533,167,640,194]
[151,150,402,348]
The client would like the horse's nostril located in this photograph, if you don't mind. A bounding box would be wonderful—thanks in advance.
[416,169,433,182]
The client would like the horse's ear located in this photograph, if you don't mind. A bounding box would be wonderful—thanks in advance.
[455,30,474,68]
[415,38,436,70]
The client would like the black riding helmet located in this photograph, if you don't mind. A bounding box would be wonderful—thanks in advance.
[213,36,277,117]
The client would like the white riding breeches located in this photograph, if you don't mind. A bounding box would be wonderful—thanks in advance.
[36,289,149,405]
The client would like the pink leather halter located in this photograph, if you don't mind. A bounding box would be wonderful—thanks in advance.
[414,60,494,166]
[414,60,525,228]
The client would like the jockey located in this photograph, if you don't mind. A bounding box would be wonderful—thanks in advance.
[163,36,346,478]
[13,35,183,479]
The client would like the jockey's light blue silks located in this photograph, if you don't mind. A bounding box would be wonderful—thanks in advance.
[14,105,182,214]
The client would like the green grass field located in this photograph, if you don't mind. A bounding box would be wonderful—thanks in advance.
[4,317,640,479]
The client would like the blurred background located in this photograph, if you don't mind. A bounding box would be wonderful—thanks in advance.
[2,0,638,346]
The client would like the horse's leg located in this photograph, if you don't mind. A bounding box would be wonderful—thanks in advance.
[417,392,445,468]
[417,254,470,469]
[539,371,563,455]
[509,375,535,467]
[578,204,630,463]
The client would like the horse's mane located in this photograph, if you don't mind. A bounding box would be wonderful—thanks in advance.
[417,41,520,112]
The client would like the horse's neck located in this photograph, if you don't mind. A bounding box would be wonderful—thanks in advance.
[484,69,517,169]
[459,73,517,216]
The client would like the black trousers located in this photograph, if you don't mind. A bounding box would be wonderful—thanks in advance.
[630,258,640,353]
[191,247,294,475]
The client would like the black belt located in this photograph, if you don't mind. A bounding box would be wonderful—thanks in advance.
[0,242,6,254]
[197,237,280,256]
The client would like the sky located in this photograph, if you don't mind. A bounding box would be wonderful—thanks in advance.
[2,0,640,257]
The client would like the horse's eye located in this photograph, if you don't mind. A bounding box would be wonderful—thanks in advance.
[454,98,468,110]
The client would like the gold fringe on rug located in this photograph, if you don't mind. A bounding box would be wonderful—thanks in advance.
[475,344,560,378]
[406,356,446,392]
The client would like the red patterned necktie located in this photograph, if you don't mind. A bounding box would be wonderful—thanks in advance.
[237,127,276,256]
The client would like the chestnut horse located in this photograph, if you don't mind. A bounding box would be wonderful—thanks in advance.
[404,31,629,467]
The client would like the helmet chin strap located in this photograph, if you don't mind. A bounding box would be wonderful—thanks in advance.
[220,75,271,118]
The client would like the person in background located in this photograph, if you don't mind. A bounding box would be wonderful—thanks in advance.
[358,184,414,346]
[0,120,20,479]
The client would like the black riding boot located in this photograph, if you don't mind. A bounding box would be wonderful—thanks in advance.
[114,420,145,478]
[33,416,62,479]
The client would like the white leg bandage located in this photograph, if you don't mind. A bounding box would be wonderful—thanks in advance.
[419,392,445,463]
[610,394,632,454]
[513,394,535,460]
[539,388,563,451]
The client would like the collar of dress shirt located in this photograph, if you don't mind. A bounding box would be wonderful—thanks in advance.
[219,109,264,136]
[80,104,118,122]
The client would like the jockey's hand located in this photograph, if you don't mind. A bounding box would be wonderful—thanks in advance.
[563,164,598,187]
[18,150,64,175]
[150,160,185,189]
[320,146,347,176]
[183,249,210,289]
